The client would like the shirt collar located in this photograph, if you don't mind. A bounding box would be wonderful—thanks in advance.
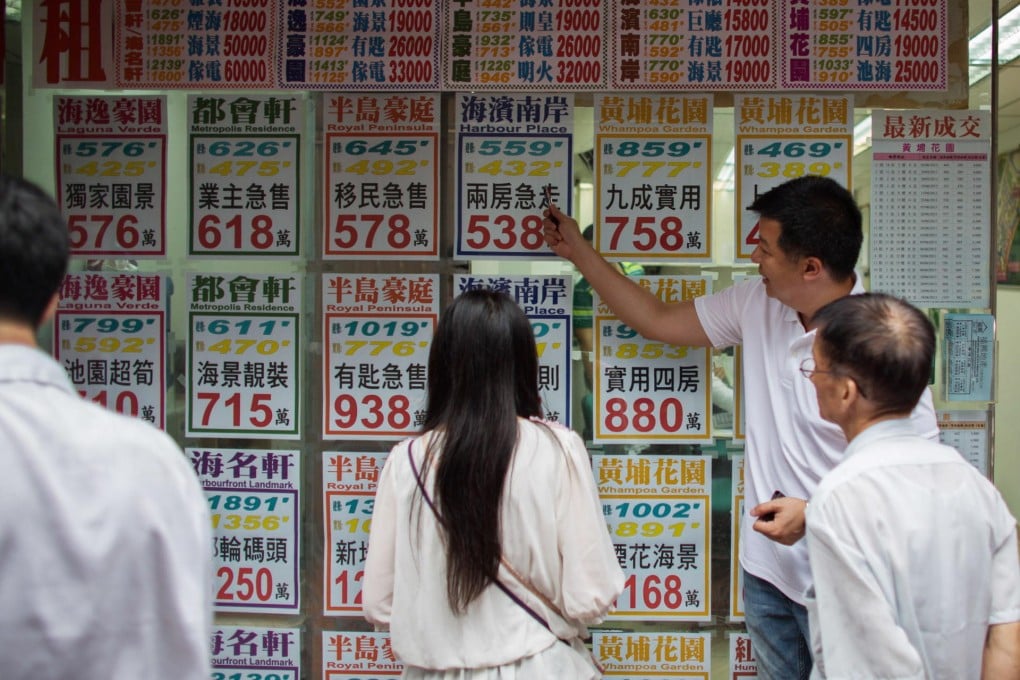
[0,344,75,394]
[845,417,917,458]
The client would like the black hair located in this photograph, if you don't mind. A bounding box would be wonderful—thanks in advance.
[0,175,69,327]
[811,292,934,416]
[749,175,862,281]
[419,289,543,613]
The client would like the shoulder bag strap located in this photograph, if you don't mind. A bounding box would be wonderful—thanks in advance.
[406,440,568,645]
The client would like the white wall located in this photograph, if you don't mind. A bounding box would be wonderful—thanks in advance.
[995,288,1020,517]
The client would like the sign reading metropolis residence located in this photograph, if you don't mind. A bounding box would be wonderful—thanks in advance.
[322,273,439,440]
[454,274,573,425]
[192,448,301,614]
[54,95,168,258]
[189,94,305,257]
[594,93,713,262]
[323,93,440,260]
[54,272,167,429]
[186,273,302,439]
[323,451,386,616]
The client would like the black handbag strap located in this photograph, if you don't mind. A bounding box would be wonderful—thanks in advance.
[406,440,568,644]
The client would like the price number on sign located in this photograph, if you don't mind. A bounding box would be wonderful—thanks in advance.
[341,139,425,156]
[477,139,560,156]
[194,212,276,251]
[78,389,140,415]
[213,673,292,680]
[334,569,365,605]
[196,392,274,427]
[74,141,155,157]
[620,573,685,610]
[204,318,284,335]
[334,339,425,356]
[604,397,684,433]
[613,160,697,178]
[332,394,412,431]
[68,214,142,250]
[204,140,286,157]
[208,494,285,511]
[202,338,286,355]
[605,215,686,252]
[70,317,154,333]
[465,214,545,251]
[611,140,693,158]
[74,336,152,353]
[337,319,428,337]
[332,214,415,250]
[216,566,274,602]
[211,514,289,530]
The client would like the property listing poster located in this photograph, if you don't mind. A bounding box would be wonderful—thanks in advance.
[870,110,991,309]
[454,274,573,425]
[54,272,167,429]
[323,451,387,616]
[609,0,776,90]
[779,0,947,90]
[592,630,712,677]
[278,0,440,90]
[211,625,301,680]
[322,631,402,678]
[729,454,746,621]
[594,93,712,262]
[186,273,302,439]
[944,313,995,403]
[323,93,440,260]
[54,95,167,258]
[937,410,990,475]
[189,94,304,257]
[729,631,759,679]
[596,454,712,621]
[191,448,301,614]
[592,276,712,444]
[322,273,439,440]
[442,0,604,90]
[455,93,572,258]
[734,94,853,259]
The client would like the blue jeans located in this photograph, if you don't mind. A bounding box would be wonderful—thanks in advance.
[743,569,812,680]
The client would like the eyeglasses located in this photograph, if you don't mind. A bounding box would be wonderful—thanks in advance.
[799,358,868,398]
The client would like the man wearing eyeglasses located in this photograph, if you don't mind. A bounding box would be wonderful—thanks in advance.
[543,176,939,679]
[802,293,1020,679]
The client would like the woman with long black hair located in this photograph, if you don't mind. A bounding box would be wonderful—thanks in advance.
[364,288,623,679]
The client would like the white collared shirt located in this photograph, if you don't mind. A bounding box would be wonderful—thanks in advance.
[695,277,939,603]
[363,418,624,672]
[0,344,213,680]
[805,418,1020,679]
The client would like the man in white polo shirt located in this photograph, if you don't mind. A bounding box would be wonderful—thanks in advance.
[542,176,938,679]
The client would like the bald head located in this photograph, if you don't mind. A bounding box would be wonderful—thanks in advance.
[811,293,934,416]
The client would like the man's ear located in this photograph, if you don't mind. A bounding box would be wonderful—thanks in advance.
[802,256,824,281]
[38,293,60,327]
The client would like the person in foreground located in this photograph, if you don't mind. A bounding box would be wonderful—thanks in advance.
[803,292,1020,679]
[363,289,624,679]
[543,176,939,679]
[0,175,213,679]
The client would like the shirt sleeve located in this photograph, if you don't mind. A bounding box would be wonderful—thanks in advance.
[989,511,1020,625]
[693,279,756,348]
[362,446,400,628]
[555,431,625,624]
[805,504,926,680]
